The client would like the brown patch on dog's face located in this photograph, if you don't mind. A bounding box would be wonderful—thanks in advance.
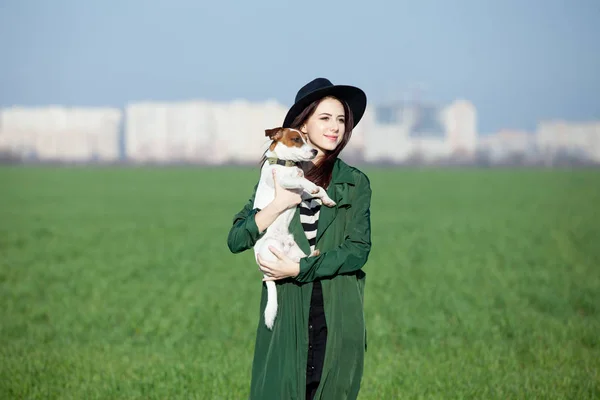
[281,129,305,148]
[266,127,305,151]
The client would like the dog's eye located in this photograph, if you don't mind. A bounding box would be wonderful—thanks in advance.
[293,137,301,143]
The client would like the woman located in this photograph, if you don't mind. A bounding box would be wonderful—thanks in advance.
[227,77,372,400]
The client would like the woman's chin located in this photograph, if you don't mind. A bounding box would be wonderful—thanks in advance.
[316,142,338,152]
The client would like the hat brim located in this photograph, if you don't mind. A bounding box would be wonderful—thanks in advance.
[282,85,367,129]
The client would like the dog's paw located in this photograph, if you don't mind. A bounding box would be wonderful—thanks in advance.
[322,198,336,207]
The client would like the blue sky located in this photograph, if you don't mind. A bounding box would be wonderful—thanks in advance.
[1,0,598,133]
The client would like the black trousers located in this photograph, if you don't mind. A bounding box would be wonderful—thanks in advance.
[306,280,327,400]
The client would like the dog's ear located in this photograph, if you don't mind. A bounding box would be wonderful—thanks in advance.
[265,127,283,140]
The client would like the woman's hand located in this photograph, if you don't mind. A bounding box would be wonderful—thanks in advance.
[271,169,302,212]
[257,246,300,281]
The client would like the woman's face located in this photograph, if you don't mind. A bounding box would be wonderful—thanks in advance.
[300,97,346,159]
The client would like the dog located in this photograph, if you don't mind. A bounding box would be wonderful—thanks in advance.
[253,127,336,330]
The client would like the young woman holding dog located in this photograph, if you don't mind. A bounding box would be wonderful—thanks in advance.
[227,77,372,400]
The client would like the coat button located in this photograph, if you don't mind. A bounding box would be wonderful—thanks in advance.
[309,324,313,330]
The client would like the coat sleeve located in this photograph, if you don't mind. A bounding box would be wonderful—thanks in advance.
[295,173,372,282]
[226,183,266,254]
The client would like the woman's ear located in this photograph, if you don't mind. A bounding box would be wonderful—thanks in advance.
[300,128,310,143]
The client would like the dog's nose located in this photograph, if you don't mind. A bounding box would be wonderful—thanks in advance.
[311,149,318,156]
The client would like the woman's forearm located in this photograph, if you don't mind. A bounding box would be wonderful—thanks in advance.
[254,201,286,233]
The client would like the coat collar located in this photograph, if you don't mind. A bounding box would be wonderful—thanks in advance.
[329,158,355,186]
[316,159,355,242]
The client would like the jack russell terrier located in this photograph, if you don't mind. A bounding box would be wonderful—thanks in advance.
[253,127,336,330]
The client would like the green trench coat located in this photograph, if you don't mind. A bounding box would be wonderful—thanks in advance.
[227,158,372,400]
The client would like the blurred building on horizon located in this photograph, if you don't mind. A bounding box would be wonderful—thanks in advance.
[1,97,599,167]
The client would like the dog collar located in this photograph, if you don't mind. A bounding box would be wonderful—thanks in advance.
[267,157,298,167]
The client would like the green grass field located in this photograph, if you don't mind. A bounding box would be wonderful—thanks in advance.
[1,165,599,399]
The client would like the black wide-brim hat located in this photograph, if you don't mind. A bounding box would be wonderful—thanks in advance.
[282,77,367,129]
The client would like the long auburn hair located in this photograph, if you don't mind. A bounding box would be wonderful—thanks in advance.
[290,96,354,188]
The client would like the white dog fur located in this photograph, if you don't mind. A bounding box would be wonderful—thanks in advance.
[253,127,336,330]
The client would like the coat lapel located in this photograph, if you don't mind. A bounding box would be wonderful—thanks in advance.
[316,159,355,244]
[290,206,311,255]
